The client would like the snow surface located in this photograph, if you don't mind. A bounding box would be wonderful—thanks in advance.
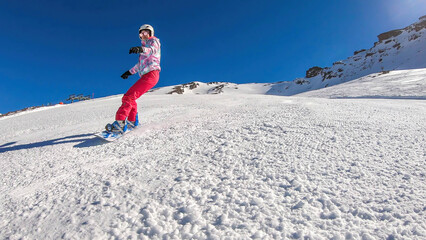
[1,82,425,239]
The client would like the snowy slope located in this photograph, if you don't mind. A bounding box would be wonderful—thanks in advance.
[297,68,426,99]
[149,67,426,100]
[1,87,425,239]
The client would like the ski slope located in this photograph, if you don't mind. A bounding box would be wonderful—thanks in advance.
[1,81,425,239]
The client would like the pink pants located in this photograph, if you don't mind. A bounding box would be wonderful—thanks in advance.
[115,70,159,121]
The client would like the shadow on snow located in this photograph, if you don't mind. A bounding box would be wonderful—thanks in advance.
[0,133,106,153]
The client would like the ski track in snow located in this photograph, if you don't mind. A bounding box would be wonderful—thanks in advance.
[0,94,425,239]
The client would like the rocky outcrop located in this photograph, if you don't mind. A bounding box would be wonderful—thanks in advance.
[207,85,225,94]
[410,15,426,32]
[304,66,341,82]
[354,49,366,55]
[306,66,323,78]
[377,30,403,42]
[168,82,200,94]
[377,15,426,42]
[294,78,310,85]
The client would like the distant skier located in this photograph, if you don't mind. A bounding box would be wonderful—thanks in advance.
[106,24,161,133]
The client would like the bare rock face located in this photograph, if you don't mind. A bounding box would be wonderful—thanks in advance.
[306,66,323,78]
[207,84,225,94]
[321,69,338,81]
[168,86,184,94]
[354,49,366,55]
[294,78,310,85]
[168,82,200,94]
[377,30,403,42]
[377,15,426,42]
[411,15,426,32]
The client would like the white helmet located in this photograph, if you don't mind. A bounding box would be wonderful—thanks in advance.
[139,24,154,37]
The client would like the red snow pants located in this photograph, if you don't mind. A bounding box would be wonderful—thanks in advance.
[115,70,159,121]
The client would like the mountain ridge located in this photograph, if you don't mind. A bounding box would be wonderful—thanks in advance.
[151,15,426,96]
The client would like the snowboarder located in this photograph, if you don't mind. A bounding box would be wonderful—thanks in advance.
[106,24,161,133]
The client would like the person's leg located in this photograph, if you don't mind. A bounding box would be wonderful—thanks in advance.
[115,70,159,121]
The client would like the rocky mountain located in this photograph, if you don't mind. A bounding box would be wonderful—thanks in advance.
[150,16,426,96]
[278,15,426,95]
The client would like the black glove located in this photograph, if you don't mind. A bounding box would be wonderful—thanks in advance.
[129,46,143,54]
[121,70,132,79]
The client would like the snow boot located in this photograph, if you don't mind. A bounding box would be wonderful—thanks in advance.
[105,120,128,133]
[126,113,139,129]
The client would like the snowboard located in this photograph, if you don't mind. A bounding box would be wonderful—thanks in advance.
[94,125,137,142]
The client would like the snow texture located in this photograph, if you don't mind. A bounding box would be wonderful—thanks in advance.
[1,87,425,239]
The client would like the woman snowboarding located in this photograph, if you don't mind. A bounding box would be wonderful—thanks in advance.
[106,24,161,133]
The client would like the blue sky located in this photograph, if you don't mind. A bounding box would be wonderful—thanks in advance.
[0,0,425,113]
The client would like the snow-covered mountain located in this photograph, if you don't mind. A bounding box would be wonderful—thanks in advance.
[148,67,426,99]
[151,15,426,97]
[283,15,426,95]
